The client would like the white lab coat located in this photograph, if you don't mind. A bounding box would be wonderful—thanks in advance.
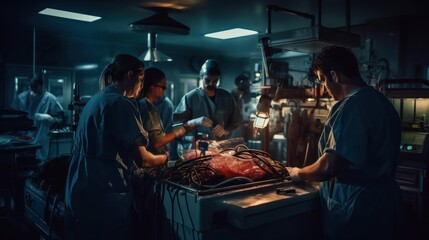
[11,90,63,162]
[318,86,404,240]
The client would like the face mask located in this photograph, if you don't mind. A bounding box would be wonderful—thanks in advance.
[30,89,43,97]
[206,85,216,91]
[203,75,219,91]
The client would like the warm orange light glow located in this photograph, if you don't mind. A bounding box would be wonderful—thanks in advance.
[143,0,202,10]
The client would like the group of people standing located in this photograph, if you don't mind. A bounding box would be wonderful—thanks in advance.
[12,46,405,240]
[63,55,242,239]
[138,59,243,160]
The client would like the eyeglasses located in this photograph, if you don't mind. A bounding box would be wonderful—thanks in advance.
[154,84,167,90]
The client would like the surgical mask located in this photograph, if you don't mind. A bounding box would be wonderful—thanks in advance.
[203,75,219,91]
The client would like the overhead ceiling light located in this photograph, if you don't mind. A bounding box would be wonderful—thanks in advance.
[271,50,309,58]
[38,8,101,22]
[139,32,172,62]
[74,64,99,70]
[205,28,258,40]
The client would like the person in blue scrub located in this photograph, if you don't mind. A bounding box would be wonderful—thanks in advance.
[11,73,64,162]
[138,67,208,155]
[173,59,243,154]
[287,46,404,240]
[65,54,168,240]
[230,73,255,142]
[153,94,176,158]
[153,95,174,133]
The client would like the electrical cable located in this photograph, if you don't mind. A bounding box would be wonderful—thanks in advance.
[167,185,179,240]
[157,147,289,191]
[250,154,283,178]
[153,177,162,240]
[184,193,196,240]
[48,193,59,240]
[44,185,52,222]
[157,179,167,240]
[205,176,253,189]
[176,188,186,240]
[138,145,291,239]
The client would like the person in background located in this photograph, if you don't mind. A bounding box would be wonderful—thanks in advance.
[173,59,242,154]
[65,54,167,240]
[231,73,255,142]
[153,95,174,133]
[11,73,64,163]
[287,46,404,240]
[138,67,208,155]
[153,94,176,159]
[231,73,252,112]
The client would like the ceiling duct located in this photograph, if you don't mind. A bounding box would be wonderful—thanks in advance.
[139,32,172,62]
[129,7,190,62]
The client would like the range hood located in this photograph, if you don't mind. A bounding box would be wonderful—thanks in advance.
[139,32,172,62]
[130,7,190,62]
[259,25,361,53]
[129,8,190,35]
[140,48,172,62]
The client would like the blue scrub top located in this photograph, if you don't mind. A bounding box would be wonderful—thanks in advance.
[11,90,64,161]
[153,95,174,133]
[318,86,403,239]
[65,86,148,236]
[174,87,242,140]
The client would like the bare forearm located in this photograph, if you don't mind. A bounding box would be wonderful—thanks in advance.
[52,116,63,123]
[138,146,167,167]
[153,132,176,149]
[298,157,332,182]
[297,152,347,182]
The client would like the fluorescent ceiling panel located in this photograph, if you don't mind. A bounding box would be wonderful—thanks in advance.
[272,51,309,58]
[75,64,99,70]
[205,28,258,39]
[39,8,101,22]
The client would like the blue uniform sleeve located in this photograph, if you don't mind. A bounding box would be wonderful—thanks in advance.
[46,93,64,118]
[10,92,28,111]
[162,100,174,133]
[173,94,192,124]
[324,98,368,168]
[107,99,148,149]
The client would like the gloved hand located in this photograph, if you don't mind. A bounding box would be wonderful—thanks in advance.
[35,113,54,122]
[212,124,229,137]
[286,167,302,182]
[186,117,213,128]
[172,126,186,138]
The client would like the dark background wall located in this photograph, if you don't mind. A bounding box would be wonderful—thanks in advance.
[1,23,251,109]
[1,15,429,112]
